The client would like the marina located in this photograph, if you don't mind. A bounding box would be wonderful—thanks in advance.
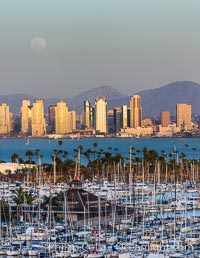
[0,180,199,257]
[1,0,199,256]
[0,137,199,257]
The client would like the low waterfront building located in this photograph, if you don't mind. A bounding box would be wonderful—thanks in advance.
[0,163,36,174]
[120,126,153,137]
[156,124,180,137]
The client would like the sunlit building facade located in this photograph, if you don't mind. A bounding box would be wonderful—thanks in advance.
[31,99,46,136]
[121,105,128,129]
[55,101,68,134]
[161,111,171,127]
[95,96,107,133]
[0,103,12,134]
[176,103,192,131]
[21,99,31,135]
[67,110,77,132]
[130,95,142,128]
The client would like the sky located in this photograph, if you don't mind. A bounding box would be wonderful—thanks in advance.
[0,0,200,98]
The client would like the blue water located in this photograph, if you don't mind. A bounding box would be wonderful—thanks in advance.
[0,137,199,164]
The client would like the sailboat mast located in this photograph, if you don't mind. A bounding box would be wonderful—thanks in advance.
[129,145,133,205]
[53,154,56,185]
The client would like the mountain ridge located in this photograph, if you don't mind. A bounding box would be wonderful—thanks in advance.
[1,80,200,117]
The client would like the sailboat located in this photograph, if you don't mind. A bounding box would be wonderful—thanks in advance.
[25,138,30,145]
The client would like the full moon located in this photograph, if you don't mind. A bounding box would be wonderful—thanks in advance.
[30,37,47,52]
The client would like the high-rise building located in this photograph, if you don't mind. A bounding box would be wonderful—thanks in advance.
[114,107,122,133]
[55,101,68,134]
[90,106,95,129]
[127,108,131,128]
[76,113,83,129]
[121,105,128,129]
[31,99,46,136]
[21,99,31,134]
[95,96,107,133]
[161,111,171,127]
[67,110,76,132]
[107,109,114,134]
[0,103,12,134]
[176,104,192,131]
[48,105,56,133]
[84,100,91,128]
[130,95,142,128]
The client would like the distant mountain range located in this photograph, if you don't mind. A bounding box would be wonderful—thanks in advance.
[1,80,200,117]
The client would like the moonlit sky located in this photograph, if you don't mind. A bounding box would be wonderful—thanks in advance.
[1,0,200,98]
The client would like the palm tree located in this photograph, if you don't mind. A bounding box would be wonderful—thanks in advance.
[146,149,158,182]
[13,187,37,221]
[52,149,59,184]
[12,187,25,221]
[63,151,69,161]
[11,153,19,163]
[0,199,9,223]
[44,194,60,224]
[34,149,40,160]
[58,140,63,147]
[192,147,197,159]
[84,148,92,164]
[24,190,37,222]
[184,144,189,158]
[93,142,98,161]
[25,150,34,165]
[142,146,148,163]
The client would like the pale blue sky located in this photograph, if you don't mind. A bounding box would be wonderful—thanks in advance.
[0,0,200,98]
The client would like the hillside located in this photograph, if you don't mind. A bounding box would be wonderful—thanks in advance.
[1,81,200,117]
[65,85,127,113]
[136,81,200,116]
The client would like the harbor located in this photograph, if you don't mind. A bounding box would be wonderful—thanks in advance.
[0,138,199,257]
[0,180,199,257]
[0,175,200,256]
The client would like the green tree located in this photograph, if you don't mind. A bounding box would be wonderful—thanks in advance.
[25,150,34,165]
[13,187,36,222]
[13,187,25,220]
[11,153,19,163]
[58,140,63,148]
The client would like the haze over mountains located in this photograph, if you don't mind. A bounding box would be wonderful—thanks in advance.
[1,81,200,117]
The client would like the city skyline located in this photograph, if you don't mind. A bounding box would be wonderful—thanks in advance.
[1,1,200,98]
[0,80,200,118]
[0,93,195,136]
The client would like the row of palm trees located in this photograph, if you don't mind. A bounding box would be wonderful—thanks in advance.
[5,141,199,185]
[0,186,37,225]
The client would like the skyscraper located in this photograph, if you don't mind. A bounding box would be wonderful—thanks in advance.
[67,110,76,132]
[114,107,122,133]
[107,109,114,134]
[48,105,56,133]
[95,96,107,133]
[84,100,91,128]
[130,95,142,128]
[176,104,192,131]
[31,99,46,136]
[55,101,68,134]
[21,99,31,135]
[90,106,95,129]
[161,111,171,127]
[121,105,128,129]
[0,103,12,134]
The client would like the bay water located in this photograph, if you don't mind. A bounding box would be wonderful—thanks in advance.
[0,137,199,165]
